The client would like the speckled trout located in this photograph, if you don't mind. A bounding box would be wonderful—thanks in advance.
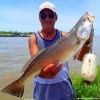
[1,12,95,97]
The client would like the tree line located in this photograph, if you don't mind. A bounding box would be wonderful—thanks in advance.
[0,31,32,37]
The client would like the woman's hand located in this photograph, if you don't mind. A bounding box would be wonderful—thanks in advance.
[39,62,62,79]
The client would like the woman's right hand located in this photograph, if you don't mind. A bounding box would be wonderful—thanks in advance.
[39,62,62,79]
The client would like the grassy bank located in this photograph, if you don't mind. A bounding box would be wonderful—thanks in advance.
[0,31,32,37]
[70,65,100,99]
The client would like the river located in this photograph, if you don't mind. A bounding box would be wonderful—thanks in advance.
[0,36,99,100]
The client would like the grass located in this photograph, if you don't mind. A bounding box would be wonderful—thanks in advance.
[70,65,100,100]
[0,31,32,37]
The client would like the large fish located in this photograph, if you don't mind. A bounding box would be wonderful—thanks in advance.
[1,12,95,97]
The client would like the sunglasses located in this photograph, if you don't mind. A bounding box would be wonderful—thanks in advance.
[39,13,55,20]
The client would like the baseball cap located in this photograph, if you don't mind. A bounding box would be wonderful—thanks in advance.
[39,2,56,13]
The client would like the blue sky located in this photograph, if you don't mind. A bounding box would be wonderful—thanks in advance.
[0,0,99,35]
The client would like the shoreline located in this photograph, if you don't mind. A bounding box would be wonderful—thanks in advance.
[0,31,32,37]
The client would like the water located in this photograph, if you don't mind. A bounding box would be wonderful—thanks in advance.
[0,36,99,99]
[0,37,32,100]
[0,37,30,74]
[0,36,99,72]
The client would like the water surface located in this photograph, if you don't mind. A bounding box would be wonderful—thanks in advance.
[0,36,99,99]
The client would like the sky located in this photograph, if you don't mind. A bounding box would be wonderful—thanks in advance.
[0,0,99,35]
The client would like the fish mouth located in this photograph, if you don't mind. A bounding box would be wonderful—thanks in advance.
[87,12,95,23]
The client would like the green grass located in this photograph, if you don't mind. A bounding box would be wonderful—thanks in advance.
[0,31,32,37]
[70,65,100,100]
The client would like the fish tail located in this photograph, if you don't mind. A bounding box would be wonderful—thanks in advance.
[1,79,24,98]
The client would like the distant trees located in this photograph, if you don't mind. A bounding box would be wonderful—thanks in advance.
[0,31,32,37]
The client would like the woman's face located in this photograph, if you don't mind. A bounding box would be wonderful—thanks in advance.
[39,9,57,30]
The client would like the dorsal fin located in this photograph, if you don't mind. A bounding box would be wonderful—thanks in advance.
[21,48,46,73]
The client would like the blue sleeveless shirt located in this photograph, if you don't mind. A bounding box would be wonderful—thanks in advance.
[34,29,70,84]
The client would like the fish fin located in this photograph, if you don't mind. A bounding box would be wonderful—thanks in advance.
[21,48,46,73]
[1,79,24,98]
[21,58,33,73]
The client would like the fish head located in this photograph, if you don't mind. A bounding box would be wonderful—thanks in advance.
[86,12,95,23]
[77,12,95,40]
[79,12,95,26]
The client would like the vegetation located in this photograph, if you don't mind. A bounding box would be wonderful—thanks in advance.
[0,31,32,37]
[70,65,100,100]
